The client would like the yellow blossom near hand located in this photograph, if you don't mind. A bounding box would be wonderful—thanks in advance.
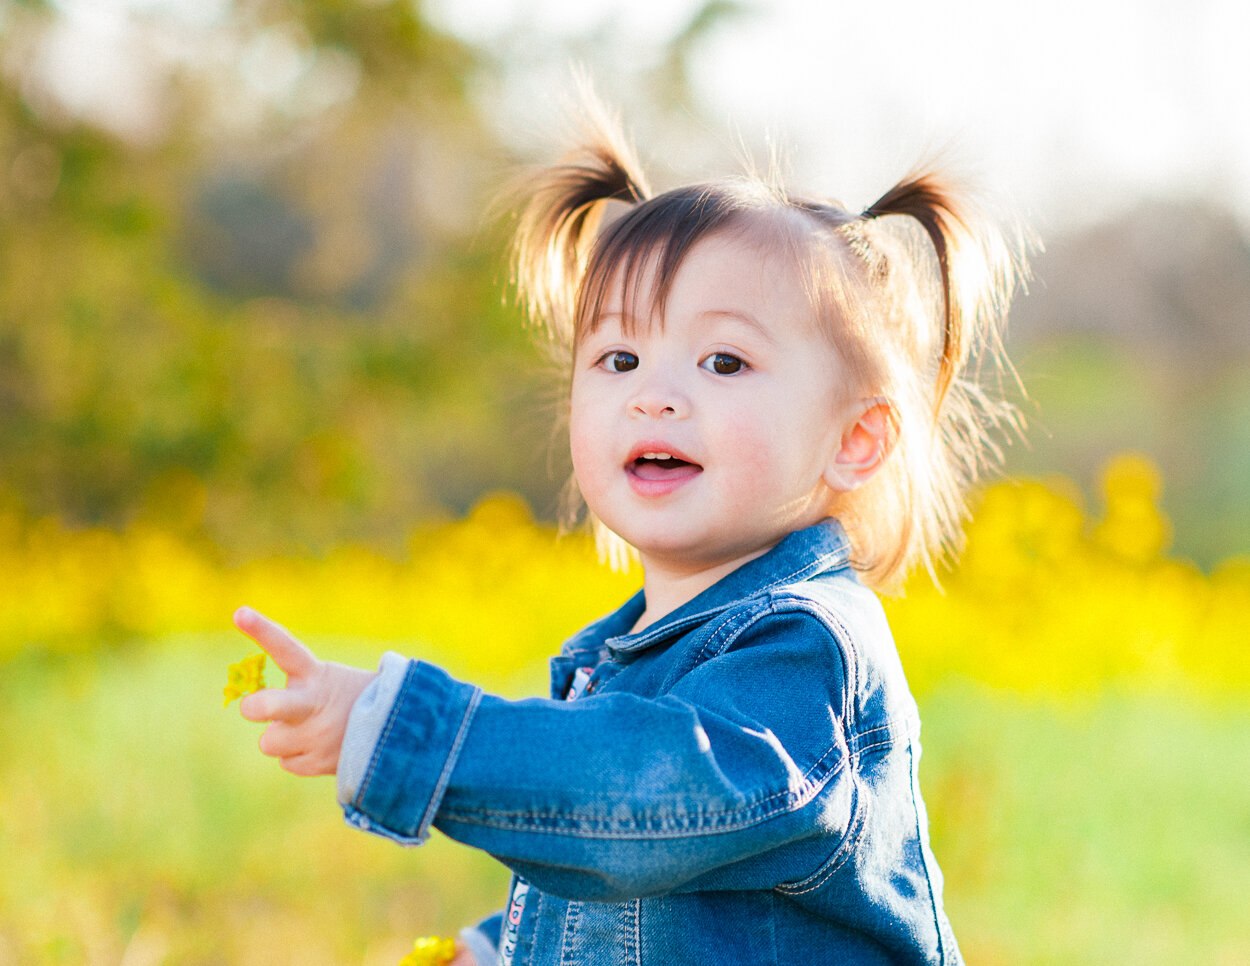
[397,935,456,966]
[222,652,266,706]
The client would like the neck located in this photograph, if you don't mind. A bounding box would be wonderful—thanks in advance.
[629,545,775,634]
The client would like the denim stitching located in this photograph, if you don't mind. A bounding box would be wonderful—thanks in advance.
[608,541,851,655]
[557,900,580,966]
[437,712,910,840]
[438,744,848,837]
[691,602,765,665]
[909,740,950,964]
[776,728,915,898]
[354,661,416,811]
[804,601,860,733]
[673,593,852,688]
[774,781,871,896]
[415,682,482,840]
[619,899,640,966]
[633,899,641,966]
[774,596,859,734]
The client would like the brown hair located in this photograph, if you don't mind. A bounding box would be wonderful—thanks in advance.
[508,110,1028,591]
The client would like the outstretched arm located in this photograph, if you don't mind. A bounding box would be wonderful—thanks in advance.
[343,607,868,902]
[232,606,376,776]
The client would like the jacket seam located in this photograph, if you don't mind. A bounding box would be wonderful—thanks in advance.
[774,780,869,895]
[437,744,848,837]
[436,721,905,838]
[774,718,917,896]
[719,596,863,738]
[669,594,854,696]
[417,685,483,838]
[558,900,580,966]
[911,740,950,964]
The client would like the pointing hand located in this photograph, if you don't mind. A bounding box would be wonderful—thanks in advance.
[232,606,376,776]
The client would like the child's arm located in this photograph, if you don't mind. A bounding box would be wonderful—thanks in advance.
[343,607,878,903]
[232,606,376,776]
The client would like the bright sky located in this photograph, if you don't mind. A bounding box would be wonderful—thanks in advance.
[426,0,1250,233]
[26,0,1250,234]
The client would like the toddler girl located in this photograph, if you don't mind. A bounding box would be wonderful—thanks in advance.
[234,105,1026,966]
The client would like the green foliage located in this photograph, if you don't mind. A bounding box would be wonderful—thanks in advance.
[921,688,1250,965]
[0,0,565,556]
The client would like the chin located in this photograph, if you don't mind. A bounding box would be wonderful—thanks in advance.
[641,537,759,569]
[623,531,706,562]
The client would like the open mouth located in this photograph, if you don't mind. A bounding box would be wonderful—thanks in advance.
[629,451,702,482]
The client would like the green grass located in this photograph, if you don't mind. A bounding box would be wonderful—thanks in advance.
[921,684,1250,964]
[1,642,1247,964]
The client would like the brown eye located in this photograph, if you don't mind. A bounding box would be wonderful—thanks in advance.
[701,353,745,375]
[608,351,639,372]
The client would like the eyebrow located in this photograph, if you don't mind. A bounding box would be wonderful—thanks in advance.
[584,307,780,347]
[697,310,778,346]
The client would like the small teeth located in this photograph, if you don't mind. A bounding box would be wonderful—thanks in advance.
[640,452,673,460]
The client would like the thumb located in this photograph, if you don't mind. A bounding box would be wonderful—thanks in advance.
[232,606,320,680]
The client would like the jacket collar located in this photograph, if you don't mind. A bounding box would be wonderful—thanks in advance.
[564,519,853,660]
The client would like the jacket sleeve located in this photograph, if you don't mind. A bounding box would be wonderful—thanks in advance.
[342,606,878,902]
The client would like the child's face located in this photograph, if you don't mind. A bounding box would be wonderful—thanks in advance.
[570,230,856,577]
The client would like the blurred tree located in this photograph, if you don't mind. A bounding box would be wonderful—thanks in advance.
[0,0,741,558]
[0,0,525,557]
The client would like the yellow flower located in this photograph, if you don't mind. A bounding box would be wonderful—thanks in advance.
[397,936,456,966]
[1093,452,1172,565]
[222,652,266,706]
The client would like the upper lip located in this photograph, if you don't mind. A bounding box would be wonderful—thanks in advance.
[625,442,700,466]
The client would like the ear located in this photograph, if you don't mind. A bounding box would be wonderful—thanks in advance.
[824,398,898,492]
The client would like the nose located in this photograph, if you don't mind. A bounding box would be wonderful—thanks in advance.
[628,371,688,419]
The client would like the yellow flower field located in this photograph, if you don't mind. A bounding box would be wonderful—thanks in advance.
[1,452,1245,701]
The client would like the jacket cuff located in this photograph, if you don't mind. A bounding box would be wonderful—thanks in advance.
[341,659,482,846]
[472,910,503,948]
[337,651,410,806]
[459,923,500,966]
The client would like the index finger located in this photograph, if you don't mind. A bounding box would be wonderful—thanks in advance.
[232,606,320,680]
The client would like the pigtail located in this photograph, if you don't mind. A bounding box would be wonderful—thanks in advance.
[863,173,1020,414]
[508,109,651,349]
[851,172,1029,588]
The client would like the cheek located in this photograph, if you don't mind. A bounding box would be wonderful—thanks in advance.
[568,429,595,485]
[714,404,832,493]
[567,390,607,485]
[711,409,778,477]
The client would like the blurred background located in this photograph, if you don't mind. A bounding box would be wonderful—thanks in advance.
[2,0,1249,561]
[1,0,1247,963]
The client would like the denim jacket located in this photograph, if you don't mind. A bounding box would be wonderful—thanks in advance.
[338,520,962,965]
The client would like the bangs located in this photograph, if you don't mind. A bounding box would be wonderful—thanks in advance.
[574,183,770,344]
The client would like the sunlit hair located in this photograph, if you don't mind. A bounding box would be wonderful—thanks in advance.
[508,107,1029,591]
